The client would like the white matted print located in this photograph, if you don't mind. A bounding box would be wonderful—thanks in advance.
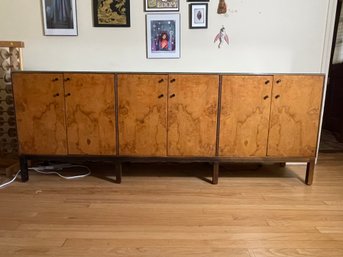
[146,14,180,59]
[42,0,78,36]
[189,3,208,29]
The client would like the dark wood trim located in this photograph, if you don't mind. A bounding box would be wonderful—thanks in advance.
[23,154,313,163]
[315,77,327,153]
[305,158,315,185]
[215,75,222,156]
[213,162,219,184]
[18,154,315,185]
[115,162,122,183]
[62,73,69,154]
[166,74,170,156]
[11,71,326,77]
[265,76,275,156]
[114,74,119,156]
[279,162,286,167]
[19,156,29,182]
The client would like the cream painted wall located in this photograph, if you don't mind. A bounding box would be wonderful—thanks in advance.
[0,0,333,72]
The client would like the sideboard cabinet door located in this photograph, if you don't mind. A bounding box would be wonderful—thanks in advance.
[118,74,168,156]
[64,73,116,155]
[219,75,273,157]
[12,73,67,155]
[267,75,324,157]
[168,74,219,156]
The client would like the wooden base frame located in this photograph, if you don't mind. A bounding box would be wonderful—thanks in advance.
[305,158,315,185]
[18,155,316,185]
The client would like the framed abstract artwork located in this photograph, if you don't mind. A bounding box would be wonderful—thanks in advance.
[41,0,78,35]
[93,0,130,27]
[189,3,208,29]
[146,14,180,59]
[144,0,179,12]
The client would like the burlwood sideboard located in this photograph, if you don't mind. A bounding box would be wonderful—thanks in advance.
[11,72,324,185]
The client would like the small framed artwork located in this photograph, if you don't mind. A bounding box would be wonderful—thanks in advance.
[189,3,208,29]
[145,0,179,12]
[146,14,180,59]
[93,0,130,27]
[41,0,78,36]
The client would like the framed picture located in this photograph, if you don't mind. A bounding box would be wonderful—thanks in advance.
[41,0,78,36]
[189,3,208,29]
[145,0,179,12]
[146,14,180,59]
[93,0,130,27]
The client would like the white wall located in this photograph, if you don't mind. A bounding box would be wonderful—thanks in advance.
[0,0,333,73]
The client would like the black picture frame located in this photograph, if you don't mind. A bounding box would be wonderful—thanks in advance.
[93,0,130,27]
[144,0,179,12]
[189,3,208,29]
[187,0,209,2]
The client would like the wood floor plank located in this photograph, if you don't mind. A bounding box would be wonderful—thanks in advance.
[63,239,343,248]
[316,226,343,233]
[0,247,252,257]
[34,231,343,241]
[253,248,343,257]
[0,238,65,247]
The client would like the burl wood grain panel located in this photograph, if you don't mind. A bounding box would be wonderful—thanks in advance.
[118,74,168,156]
[268,75,324,157]
[220,76,273,157]
[64,74,116,155]
[168,74,219,156]
[12,73,67,155]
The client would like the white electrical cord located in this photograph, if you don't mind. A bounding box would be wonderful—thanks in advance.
[0,165,91,189]
[0,170,21,189]
[30,165,91,180]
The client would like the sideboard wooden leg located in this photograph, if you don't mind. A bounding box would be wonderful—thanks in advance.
[115,162,122,184]
[212,162,219,185]
[305,158,315,185]
[19,156,29,182]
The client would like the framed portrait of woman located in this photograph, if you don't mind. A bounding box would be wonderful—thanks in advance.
[41,0,78,36]
[146,14,180,59]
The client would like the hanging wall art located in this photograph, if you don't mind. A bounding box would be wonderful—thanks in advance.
[189,3,208,29]
[41,0,78,35]
[93,0,130,27]
[145,0,179,12]
[146,14,180,59]
[217,0,227,14]
[214,26,229,48]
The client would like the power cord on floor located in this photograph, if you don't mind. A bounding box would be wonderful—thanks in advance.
[30,164,91,180]
[0,170,21,189]
[0,165,91,189]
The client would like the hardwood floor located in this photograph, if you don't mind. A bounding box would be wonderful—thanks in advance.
[0,153,343,256]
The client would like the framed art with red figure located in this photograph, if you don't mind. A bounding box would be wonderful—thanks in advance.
[146,14,180,59]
